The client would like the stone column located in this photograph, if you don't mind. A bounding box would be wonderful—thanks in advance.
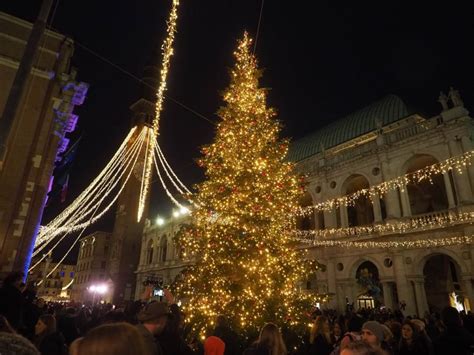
[460,136,474,185]
[372,193,383,222]
[324,207,337,228]
[381,161,402,218]
[462,276,474,311]
[399,186,412,217]
[340,206,349,228]
[413,278,429,316]
[383,191,402,219]
[326,262,337,308]
[392,254,416,315]
[336,284,345,312]
[343,283,355,309]
[382,282,394,310]
[448,140,474,204]
[442,172,456,208]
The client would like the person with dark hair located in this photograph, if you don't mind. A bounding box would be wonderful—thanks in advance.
[398,320,429,355]
[0,271,25,329]
[0,314,16,333]
[338,314,363,350]
[433,306,474,355]
[33,314,67,355]
[332,321,345,344]
[156,304,193,355]
[56,307,80,346]
[212,315,240,355]
[75,322,149,355]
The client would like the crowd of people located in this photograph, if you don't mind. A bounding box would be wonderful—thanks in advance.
[1,271,474,355]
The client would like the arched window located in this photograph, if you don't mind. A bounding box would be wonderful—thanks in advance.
[343,175,374,227]
[146,240,154,265]
[405,155,449,215]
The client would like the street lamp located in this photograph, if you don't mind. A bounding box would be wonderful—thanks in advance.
[156,216,165,226]
[88,283,108,304]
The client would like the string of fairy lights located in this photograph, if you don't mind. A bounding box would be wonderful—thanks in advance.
[35,127,140,245]
[30,126,147,271]
[138,0,180,222]
[295,234,474,249]
[295,210,474,239]
[297,150,474,216]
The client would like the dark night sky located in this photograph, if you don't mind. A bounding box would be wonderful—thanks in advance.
[2,1,474,261]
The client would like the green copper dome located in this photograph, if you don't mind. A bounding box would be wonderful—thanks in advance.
[288,95,410,162]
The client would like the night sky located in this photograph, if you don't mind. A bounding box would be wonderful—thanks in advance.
[2,1,474,261]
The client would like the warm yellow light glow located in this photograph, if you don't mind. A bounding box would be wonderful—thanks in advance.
[296,210,474,240]
[299,234,473,249]
[138,0,180,221]
[30,127,147,271]
[298,150,474,216]
[173,33,326,339]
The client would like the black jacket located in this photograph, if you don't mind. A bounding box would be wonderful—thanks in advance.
[0,284,24,329]
[38,332,67,355]
[213,325,240,355]
[433,326,474,355]
[307,334,333,355]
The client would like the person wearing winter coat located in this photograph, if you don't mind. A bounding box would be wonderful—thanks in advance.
[33,314,67,355]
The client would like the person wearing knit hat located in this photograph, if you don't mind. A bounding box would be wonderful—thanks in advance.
[361,321,385,349]
[204,335,225,355]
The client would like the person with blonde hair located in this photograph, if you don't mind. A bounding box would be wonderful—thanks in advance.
[308,315,333,355]
[76,322,150,355]
[243,322,287,355]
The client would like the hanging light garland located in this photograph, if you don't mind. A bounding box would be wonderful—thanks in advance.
[297,150,474,215]
[295,210,474,239]
[34,127,147,252]
[296,234,474,249]
[152,144,187,209]
[138,0,180,222]
[37,126,138,241]
[156,143,192,195]
[31,128,148,272]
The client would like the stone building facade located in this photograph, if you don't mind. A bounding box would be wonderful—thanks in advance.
[135,214,191,301]
[135,92,474,316]
[292,93,474,316]
[71,231,112,303]
[27,257,75,301]
[0,11,88,276]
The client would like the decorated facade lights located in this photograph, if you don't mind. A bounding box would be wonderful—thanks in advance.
[296,234,474,249]
[297,150,474,216]
[295,210,474,239]
[138,0,180,222]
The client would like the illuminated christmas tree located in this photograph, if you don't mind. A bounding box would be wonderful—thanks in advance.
[174,32,326,340]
